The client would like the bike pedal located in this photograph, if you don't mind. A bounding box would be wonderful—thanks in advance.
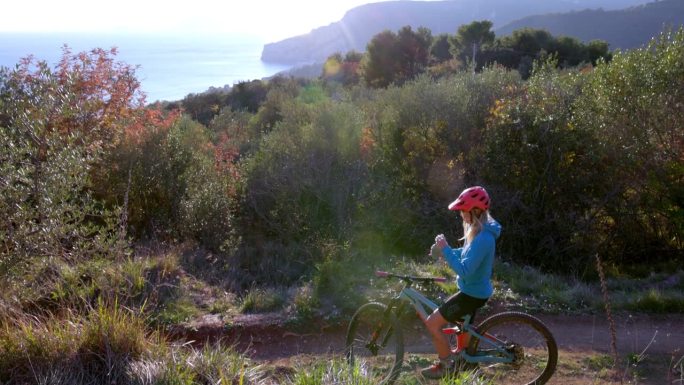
[441,326,460,335]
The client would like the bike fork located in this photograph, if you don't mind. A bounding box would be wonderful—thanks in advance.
[370,300,403,349]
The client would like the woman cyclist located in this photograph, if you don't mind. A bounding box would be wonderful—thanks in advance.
[421,186,502,379]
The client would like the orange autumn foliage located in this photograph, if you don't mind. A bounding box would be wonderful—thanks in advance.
[9,46,181,153]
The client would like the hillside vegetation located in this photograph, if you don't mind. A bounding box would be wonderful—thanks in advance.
[497,0,684,49]
[0,21,682,385]
[261,0,655,64]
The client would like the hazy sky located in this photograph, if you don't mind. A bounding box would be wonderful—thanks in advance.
[2,0,406,41]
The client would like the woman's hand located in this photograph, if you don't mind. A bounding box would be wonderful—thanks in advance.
[435,234,449,249]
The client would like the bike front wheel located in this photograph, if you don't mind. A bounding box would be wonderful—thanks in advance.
[345,302,404,385]
[467,311,558,385]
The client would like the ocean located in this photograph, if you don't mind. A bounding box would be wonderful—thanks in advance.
[0,33,292,102]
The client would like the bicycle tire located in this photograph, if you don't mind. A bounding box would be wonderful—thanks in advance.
[345,302,404,385]
[467,311,558,385]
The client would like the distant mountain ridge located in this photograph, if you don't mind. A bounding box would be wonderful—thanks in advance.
[261,0,653,64]
[496,0,684,50]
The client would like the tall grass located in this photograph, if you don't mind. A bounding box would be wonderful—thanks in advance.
[290,359,375,385]
[0,301,151,384]
[0,301,266,385]
[439,369,494,385]
[240,286,287,313]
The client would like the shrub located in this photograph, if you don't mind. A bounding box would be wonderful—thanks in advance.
[154,297,201,325]
[357,69,520,256]
[240,286,286,313]
[237,98,367,283]
[108,115,236,251]
[0,50,137,278]
[480,58,599,270]
[313,255,366,315]
[570,28,684,268]
[292,284,319,320]
[627,289,684,313]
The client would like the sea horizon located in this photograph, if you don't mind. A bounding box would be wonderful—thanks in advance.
[0,32,293,102]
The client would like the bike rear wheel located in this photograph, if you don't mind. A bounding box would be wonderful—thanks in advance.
[345,302,404,385]
[467,311,558,385]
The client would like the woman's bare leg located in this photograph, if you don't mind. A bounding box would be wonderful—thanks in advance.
[425,308,451,358]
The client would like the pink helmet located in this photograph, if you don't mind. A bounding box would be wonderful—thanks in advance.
[448,186,490,211]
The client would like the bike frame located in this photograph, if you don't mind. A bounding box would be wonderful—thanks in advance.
[384,275,515,365]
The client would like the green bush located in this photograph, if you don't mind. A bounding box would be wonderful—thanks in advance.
[313,255,366,315]
[0,78,125,279]
[480,29,684,271]
[154,297,201,325]
[236,97,367,283]
[356,69,520,256]
[570,28,684,268]
[480,59,600,270]
[240,286,286,313]
[292,284,319,320]
[627,289,684,313]
[108,115,237,251]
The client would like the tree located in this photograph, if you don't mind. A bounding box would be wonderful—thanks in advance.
[430,33,453,63]
[181,90,226,126]
[500,28,554,57]
[396,26,432,82]
[361,30,401,88]
[227,79,269,113]
[585,40,612,65]
[492,28,612,78]
[251,76,302,132]
[322,51,362,86]
[362,26,433,88]
[450,20,495,68]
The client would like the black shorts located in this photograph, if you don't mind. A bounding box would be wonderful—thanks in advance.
[438,292,488,323]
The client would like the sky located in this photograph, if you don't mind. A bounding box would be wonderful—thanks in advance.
[1,0,404,42]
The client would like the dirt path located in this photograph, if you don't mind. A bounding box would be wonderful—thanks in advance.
[212,313,683,359]
[173,312,684,384]
[539,313,683,355]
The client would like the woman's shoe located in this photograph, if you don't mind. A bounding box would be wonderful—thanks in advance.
[420,359,455,379]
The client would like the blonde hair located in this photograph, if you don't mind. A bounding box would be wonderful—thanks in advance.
[462,209,493,245]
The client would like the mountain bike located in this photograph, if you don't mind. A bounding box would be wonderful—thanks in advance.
[345,271,558,384]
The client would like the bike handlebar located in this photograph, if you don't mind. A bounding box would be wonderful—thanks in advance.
[375,270,447,283]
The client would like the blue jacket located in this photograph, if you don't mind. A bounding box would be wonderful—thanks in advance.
[442,220,501,299]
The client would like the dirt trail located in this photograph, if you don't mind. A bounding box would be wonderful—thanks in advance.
[539,313,683,355]
[169,311,683,384]
[174,312,683,360]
